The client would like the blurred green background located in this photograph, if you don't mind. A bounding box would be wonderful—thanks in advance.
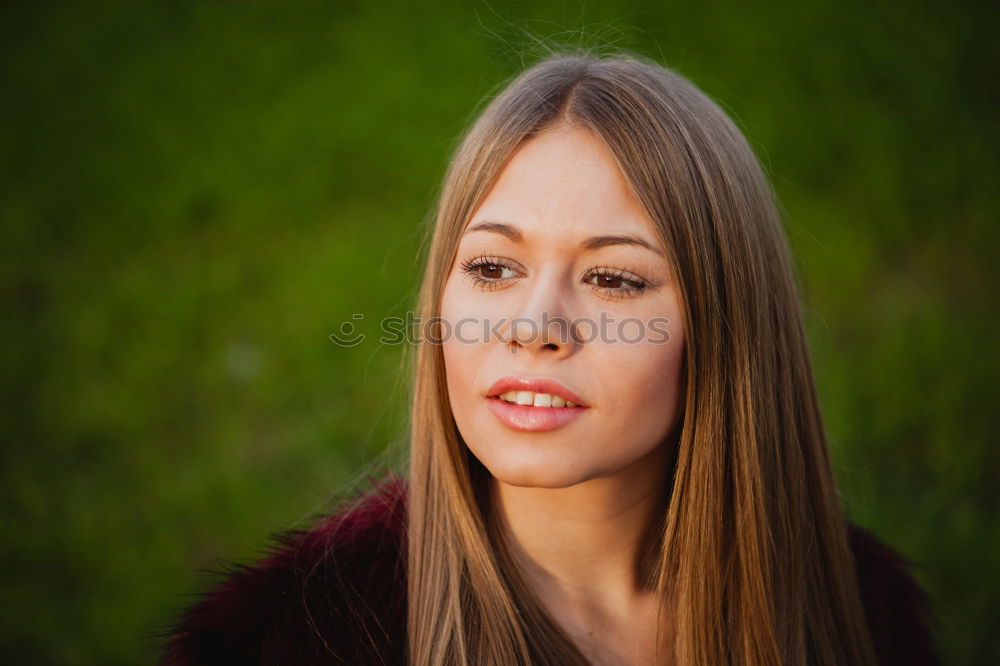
[2,0,996,663]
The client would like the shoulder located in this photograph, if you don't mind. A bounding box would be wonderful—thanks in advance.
[845,521,939,666]
[159,475,408,666]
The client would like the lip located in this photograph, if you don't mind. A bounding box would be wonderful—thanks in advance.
[486,396,588,432]
[484,375,589,432]
[486,376,587,406]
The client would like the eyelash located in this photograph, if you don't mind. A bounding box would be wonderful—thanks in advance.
[458,254,650,300]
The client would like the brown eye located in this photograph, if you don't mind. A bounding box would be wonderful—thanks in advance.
[479,264,505,279]
[583,267,648,299]
[595,274,624,289]
[459,255,521,291]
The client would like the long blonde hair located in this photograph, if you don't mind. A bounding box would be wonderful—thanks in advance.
[406,51,878,665]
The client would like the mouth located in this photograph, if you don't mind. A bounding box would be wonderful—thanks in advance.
[484,376,589,432]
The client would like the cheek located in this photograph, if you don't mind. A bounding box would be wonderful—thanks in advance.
[440,279,489,425]
[591,332,686,458]
[442,336,478,414]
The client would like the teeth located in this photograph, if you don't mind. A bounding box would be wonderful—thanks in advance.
[533,393,552,407]
[497,391,577,408]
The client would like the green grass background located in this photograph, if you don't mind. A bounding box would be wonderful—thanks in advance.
[2,1,996,663]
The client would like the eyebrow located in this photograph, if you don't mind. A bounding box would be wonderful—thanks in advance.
[464,221,662,254]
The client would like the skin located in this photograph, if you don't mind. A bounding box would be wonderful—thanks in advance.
[440,124,686,664]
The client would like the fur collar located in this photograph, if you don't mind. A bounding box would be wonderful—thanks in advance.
[159,476,937,664]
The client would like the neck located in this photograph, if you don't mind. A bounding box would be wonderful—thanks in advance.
[492,443,674,611]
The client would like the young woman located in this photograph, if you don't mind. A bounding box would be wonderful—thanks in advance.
[161,52,937,665]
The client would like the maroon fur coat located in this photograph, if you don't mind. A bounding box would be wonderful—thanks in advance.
[159,476,938,665]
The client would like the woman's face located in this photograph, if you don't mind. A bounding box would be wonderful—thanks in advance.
[440,125,686,488]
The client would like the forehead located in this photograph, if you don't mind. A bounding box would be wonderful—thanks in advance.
[466,126,659,245]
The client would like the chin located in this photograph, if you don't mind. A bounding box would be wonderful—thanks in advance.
[474,450,591,489]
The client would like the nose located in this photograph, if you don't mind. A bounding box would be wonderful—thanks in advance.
[506,274,577,357]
